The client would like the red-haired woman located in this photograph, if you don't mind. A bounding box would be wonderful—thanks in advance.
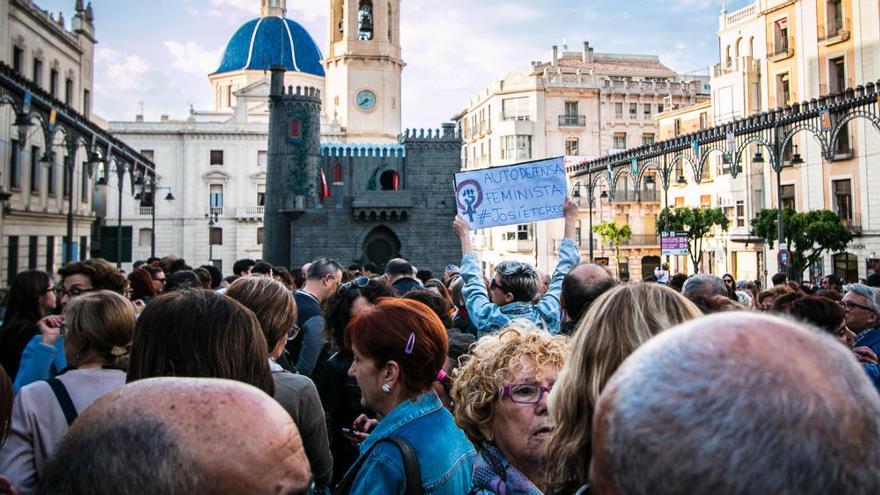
[337,298,476,494]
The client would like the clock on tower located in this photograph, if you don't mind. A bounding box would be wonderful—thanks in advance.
[324,0,404,143]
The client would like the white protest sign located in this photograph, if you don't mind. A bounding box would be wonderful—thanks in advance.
[454,157,568,229]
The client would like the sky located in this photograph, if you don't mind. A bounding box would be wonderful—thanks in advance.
[37,0,752,129]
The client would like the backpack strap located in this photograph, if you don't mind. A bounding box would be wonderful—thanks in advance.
[334,435,423,495]
[45,377,78,426]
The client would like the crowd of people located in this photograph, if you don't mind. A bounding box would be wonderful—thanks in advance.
[0,209,879,494]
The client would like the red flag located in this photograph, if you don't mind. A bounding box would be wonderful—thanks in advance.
[320,168,331,201]
[392,171,399,191]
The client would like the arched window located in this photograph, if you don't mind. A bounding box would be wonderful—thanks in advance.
[735,38,743,59]
[380,170,399,191]
[725,45,731,66]
[358,0,373,40]
[333,163,343,184]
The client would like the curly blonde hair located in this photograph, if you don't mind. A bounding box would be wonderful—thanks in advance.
[545,283,702,492]
[450,321,567,444]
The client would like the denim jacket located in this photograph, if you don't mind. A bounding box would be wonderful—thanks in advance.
[345,391,476,494]
[460,238,580,337]
[13,335,66,393]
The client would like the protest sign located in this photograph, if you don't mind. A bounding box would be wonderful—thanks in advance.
[454,157,568,229]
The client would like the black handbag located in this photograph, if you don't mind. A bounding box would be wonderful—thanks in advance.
[334,435,423,495]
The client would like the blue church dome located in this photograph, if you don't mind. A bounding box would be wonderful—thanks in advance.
[214,16,325,76]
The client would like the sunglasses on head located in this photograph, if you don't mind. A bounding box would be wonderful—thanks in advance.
[338,276,370,293]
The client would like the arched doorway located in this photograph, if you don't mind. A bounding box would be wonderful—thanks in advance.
[380,170,399,191]
[642,255,661,281]
[362,225,401,270]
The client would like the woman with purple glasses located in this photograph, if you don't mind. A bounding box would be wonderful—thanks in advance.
[451,322,567,494]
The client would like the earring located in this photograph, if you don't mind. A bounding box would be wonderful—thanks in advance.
[381,383,392,393]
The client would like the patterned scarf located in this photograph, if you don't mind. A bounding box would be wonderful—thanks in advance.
[469,442,544,495]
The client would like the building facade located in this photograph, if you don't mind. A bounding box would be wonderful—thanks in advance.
[1,0,97,285]
[455,42,709,280]
[658,0,880,284]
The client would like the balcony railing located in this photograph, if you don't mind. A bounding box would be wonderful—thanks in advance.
[818,17,850,43]
[620,235,660,246]
[558,114,586,127]
[612,189,660,202]
[502,115,530,122]
[208,206,225,216]
[841,213,861,235]
[138,206,153,216]
[236,206,265,220]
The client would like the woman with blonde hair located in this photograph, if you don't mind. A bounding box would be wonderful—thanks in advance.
[451,322,567,493]
[545,283,702,493]
[0,291,135,494]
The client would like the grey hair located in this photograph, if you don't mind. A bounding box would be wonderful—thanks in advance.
[846,283,880,314]
[37,418,200,494]
[681,274,726,298]
[306,258,342,280]
[494,260,540,303]
[595,313,880,495]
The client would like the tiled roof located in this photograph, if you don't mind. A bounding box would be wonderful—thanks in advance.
[536,56,676,77]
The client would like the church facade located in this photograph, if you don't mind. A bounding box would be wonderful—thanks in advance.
[109,0,462,273]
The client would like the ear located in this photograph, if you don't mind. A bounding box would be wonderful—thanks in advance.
[384,360,401,387]
[503,292,515,305]
[477,421,495,443]
[271,338,286,360]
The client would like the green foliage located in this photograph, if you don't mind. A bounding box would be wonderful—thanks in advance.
[751,208,853,281]
[592,221,632,277]
[657,207,730,273]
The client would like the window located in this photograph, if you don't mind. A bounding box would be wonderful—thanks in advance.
[138,228,153,247]
[614,102,623,119]
[500,136,532,160]
[833,179,852,220]
[736,200,745,227]
[564,101,578,117]
[674,119,682,136]
[699,112,708,130]
[13,46,24,74]
[675,196,685,206]
[140,149,155,161]
[30,146,40,193]
[777,73,791,106]
[65,78,73,106]
[47,155,56,195]
[333,163,343,184]
[629,103,638,119]
[517,224,532,240]
[210,150,224,166]
[642,133,655,145]
[28,236,38,270]
[50,69,58,98]
[829,57,846,93]
[9,140,21,189]
[657,103,664,113]
[210,228,223,246]
[358,0,374,40]
[380,170,400,191]
[827,0,843,36]
[83,89,90,117]
[62,156,71,198]
[210,185,224,208]
[46,236,55,272]
[32,58,42,87]
[7,236,19,280]
[700,195,712,208]
[565,138,579,155]
[81,164,89,202]
[257,227,264,245]
[643,104,652,118]
[833,252,858,283]
[774,18,789,55]
[723,206,735,224]
[502,97,529,121]
[257,150,268,167]
[613,133,626,150]
[781,184,796,210]
[257,184,266,206]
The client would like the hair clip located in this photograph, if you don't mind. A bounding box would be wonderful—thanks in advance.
[404,332,416,355]
[436,369,447,381]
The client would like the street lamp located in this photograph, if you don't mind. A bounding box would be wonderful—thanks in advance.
[148,183,176,258]
[205,210,219,265]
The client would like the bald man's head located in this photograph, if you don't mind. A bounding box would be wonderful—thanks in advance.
[561,263,616,323]
[37,378,311,495]
[591,313,880,495]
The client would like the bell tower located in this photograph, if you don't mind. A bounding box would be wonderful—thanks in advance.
[324,0,403,143]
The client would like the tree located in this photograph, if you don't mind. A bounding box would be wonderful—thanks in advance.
[657,207,729,273]
[593,221,632,278]
[751,208,852,282]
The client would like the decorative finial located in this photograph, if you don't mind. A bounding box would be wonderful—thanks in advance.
[84,2,94,22]
[75,0,84,13]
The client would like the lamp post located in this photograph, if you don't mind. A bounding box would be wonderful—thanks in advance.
[147,183,175,259]
[587,166,594,262]
[206,210,219,265]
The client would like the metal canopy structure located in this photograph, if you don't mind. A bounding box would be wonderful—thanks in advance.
[565,79,880,267]
[0,61,159,263]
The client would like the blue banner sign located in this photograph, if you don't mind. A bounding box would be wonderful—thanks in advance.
[454,157,568,229]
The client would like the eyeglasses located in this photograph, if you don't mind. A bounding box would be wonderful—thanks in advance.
[55,287,97,298]
[499,383,553,405]
[287,325,301,341]
[490,278,513,294]
[153,277,167,284]
[41,286,56,295]
[840,301,875,313]
[338,276,370,293]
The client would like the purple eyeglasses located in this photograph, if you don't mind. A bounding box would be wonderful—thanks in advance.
[499,383,553,405]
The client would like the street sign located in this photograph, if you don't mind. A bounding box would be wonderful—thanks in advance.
[661,231,689,256]
[777,248,791,266]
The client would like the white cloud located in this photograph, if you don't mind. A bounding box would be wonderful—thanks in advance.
[164,41,224,76]
[95,48,151,92]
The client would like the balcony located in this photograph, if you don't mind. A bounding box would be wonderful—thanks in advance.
[558,114,586,127]
[502,115,530,122]
[138,206,153,216]
[620,235,660,247]
[208,206,225,216]
[841,214,861,235]
[768,36,794,61]
[236,206,264,221]
[818,17,850,44]
[819,78,854,96]
[612,189,660,203]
